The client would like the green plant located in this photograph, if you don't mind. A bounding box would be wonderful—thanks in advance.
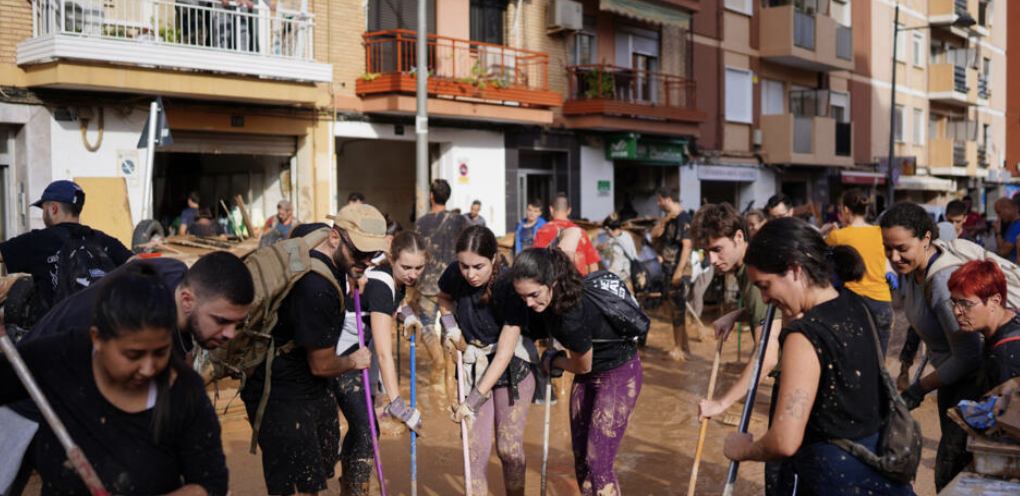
[158,26,180,43]
[584,67,615,99]
[360,72,382,81]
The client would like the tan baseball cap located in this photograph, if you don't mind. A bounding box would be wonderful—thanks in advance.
[326,204,388,253]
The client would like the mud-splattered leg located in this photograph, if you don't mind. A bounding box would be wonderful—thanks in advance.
[467,393,496,495]
[334,371,378,496]
[493,373,535,496]
[571,356,642,496]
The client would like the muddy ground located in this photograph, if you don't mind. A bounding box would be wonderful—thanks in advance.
[23,303,941,495]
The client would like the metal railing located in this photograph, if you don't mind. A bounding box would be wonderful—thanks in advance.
[32,0,315,60]
[835,122,851,156]
[362,30,550,93]
[952,65,968,93]
[977,74,989,99]
[566,64,697,110]
[954,0,968,15]
[836,25,852,60]
[794,10,815,50]
[952,143,967,167]
[978,145,989,168]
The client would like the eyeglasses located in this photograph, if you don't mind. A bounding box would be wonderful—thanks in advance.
[337,228,382,262]
[948,298,984,311]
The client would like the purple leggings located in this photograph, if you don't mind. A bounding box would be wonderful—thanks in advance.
[468,371,535,495]
[570,354,642,496]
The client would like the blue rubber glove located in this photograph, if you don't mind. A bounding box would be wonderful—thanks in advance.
[886,272,900,291]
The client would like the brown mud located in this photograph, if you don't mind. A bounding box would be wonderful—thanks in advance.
[23,305,941,495]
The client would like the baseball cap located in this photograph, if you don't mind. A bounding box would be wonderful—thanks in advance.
[31,180,85,208]
[326,204,388,253]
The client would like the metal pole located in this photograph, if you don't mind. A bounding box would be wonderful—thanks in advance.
[143,100,158,220]
[886,4,900,206]
[410,333,417,496]
[414,0,429,220]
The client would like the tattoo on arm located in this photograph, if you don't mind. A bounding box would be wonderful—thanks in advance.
[778,388,810,422]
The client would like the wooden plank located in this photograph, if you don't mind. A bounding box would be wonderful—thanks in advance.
[235,194,256,239]
[73,177,134,248]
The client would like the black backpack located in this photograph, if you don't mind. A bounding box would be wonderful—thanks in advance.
[582,270,650,341]
[51,226,118,306]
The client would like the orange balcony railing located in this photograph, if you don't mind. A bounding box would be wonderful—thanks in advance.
[563,64,699,122]
[356,30,561,108]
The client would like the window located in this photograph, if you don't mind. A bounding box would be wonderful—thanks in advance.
[830,91,850,123]
[725,0,752,16]
[929,114,939,140]
[761,79,784,116]
[912,108,924,144]
[895,23,906,62]
[912,31,925,67]
[832,0,851,27]
[725,67,753,124]
[470,0,505,45]
[894,105,904,142]
[570,16,597,66]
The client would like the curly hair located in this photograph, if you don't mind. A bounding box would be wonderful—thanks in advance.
[510,248,583,316]
[692,202,746,249]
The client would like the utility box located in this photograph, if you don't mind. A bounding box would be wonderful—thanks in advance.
[548,0,582,33]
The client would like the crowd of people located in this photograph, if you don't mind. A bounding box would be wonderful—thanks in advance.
[2,177,1020,496]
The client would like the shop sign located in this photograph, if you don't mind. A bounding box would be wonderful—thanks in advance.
[597,180,611,196]
[605,134,687,163]
[697,165,757,182]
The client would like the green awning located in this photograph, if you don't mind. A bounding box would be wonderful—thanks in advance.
[599,0,692,28]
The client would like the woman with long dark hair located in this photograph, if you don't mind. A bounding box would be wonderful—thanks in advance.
[510,247,644,496]
[723,218,914,495]
[880,202,981,491]
[441,225,534,496]
[0,262,228,496]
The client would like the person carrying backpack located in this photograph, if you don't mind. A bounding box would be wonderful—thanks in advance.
[442,226,535,496]
[0,180,135,329]
[510,247,648,496]
[240,206,382,496]
[880,202,981,491]
[723,218,916,496]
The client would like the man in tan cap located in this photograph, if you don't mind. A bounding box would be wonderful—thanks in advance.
[242,204,385,496]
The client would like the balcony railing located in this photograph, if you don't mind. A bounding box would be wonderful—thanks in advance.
[794,10,815,50]
[977,74,989,99]
[955,0,968,15]
[32,0,314,60]
[978,145,989,168]
[952,65,968,93]
[358,30,557,107]
[836,25,852,60]
[835,122,851,156]
[566,64,696,110]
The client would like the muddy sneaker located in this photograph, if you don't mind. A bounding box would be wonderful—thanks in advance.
[668,347,691,362]
[896,363,911,391]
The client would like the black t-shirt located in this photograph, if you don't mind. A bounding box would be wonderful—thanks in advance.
[0,223,134,306]
[0,330,228,496]
[437,263,527,347]
[527,295,638,375]
[779,290,884,445]
[980,315,1020,392]
[415,211,470,296]
[337,264,406,356]
[244,250,345,402]
[660,212,692,268]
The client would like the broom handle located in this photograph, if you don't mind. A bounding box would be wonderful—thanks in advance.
[0,326,111,496]
[722,304,777,496]
[354,290,388,496]
[688,337,724,496]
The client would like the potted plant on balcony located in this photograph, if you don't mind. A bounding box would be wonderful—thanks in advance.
[583,65,615,100]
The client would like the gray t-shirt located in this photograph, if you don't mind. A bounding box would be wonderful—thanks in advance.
[901,264,981,385]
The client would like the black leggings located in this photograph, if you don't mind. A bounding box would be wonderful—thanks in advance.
[334,370,380,495]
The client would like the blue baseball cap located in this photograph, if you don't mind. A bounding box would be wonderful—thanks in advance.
[31,180,85,208]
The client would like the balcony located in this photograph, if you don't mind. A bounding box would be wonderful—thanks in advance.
[929,63,978,106]
[559,64,705,134]
[355,30,560,124]
[929,138,979,177]
[17,0,332,90]
[761,113,852,167]
[977,74,990,100]
[978,145,989,168]
[929,0,979,36]
[758,4,853,72]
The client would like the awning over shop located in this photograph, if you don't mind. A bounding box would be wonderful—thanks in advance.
[841,171,886,185]
[599,0,692,27]
[895,175,956,192]
[606,133,687,164]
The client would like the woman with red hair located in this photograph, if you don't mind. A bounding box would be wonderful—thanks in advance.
[947,260,1020,392]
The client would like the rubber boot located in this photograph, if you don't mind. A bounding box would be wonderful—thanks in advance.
[340,457,374,496]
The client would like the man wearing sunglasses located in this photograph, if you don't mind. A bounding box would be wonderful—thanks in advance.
[241,204,386,496]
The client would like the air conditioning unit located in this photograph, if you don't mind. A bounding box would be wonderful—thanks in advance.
[548,0,583,33]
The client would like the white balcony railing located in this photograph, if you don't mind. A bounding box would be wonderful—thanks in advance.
[32,0,314,61]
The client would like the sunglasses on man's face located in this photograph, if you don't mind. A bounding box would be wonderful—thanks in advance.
[338,230,381,262]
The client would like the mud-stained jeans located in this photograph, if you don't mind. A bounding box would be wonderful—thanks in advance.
[334,370,379,496]
[570,355,643,496]
[468,372,535,496]
[935,378,978,492]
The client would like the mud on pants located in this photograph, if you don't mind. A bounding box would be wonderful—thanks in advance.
[334,369,380,496]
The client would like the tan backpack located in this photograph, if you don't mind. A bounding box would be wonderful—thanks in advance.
[207,227,344,453]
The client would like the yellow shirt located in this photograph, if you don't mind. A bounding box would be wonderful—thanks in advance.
[825,225,892,302]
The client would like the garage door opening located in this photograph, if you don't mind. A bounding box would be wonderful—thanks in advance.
[336,138,438,228]
[614,162,679,220]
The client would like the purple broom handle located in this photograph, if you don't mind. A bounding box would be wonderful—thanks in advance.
[354,289,387,495]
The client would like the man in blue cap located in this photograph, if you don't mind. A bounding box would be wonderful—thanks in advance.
[0,180,135,323]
